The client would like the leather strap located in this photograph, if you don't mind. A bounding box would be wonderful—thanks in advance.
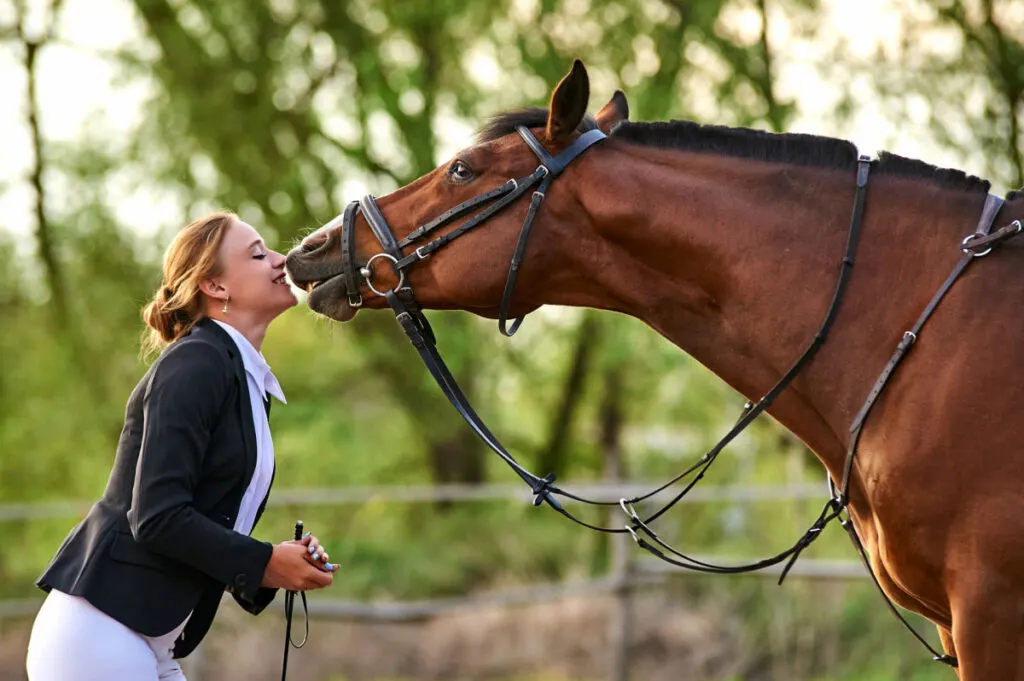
[340,201,362,307]
[517,127,607,177]
[498,174,555,335]
[359,195,402,261]
[843,195,1006,487]
[830,193,1011,669]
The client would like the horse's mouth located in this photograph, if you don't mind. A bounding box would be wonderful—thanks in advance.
[286,247,359,322]
[302,273,357,322]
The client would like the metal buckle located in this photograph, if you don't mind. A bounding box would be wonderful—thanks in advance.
[960,232,992,257]
[361,253,406,297]
[415,246,430,261]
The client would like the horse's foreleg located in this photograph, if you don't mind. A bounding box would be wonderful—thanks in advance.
[949,588,1024,680]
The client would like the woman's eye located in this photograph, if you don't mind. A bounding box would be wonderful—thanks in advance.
[448,160,475,183]
[253,253,267,260]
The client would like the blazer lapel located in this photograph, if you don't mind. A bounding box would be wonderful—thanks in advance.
[234,358,259,489]
[197,319,258,489]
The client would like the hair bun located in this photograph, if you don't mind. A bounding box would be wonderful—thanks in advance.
[141,211,235,358]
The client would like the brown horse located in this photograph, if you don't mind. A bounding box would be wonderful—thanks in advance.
[286,60,1024,677]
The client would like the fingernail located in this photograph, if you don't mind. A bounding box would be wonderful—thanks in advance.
[302,532,310,539]
[312,552,320,560]
[309,546,315,554]
[326,563,336,571]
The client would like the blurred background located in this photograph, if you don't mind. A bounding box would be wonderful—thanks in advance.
[1,0,1023,679]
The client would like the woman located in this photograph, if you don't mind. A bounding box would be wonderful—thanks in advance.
[26,212,335,680]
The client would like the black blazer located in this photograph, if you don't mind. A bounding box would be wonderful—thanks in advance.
[37,319,278,658]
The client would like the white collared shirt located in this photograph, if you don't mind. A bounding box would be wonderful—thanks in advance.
[211,319,285,536]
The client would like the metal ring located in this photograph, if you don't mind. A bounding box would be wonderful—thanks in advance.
[624,525,641,544]
[362,253,406,297]
[961,233,992,257]
[618,498,640,523]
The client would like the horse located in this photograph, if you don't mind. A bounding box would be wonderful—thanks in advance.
[285,60,1024,678]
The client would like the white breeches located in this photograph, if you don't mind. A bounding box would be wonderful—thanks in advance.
[26,589,187,681]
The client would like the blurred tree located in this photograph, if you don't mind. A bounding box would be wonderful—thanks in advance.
[122,0,822,487]
[829,0,1024,192]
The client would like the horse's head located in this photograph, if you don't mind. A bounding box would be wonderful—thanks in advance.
[286,60,628,322]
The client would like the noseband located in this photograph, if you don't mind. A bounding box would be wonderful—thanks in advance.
[337,125,607,336]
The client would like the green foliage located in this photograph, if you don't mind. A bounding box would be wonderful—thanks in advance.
[3,0,1020,678]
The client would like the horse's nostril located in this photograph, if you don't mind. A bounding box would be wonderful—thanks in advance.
[300,230,330,254]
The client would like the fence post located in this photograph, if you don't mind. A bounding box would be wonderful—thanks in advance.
[601,367,631,681]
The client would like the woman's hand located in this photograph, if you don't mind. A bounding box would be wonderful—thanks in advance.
[260,538,335,591]
[296,533,338,573]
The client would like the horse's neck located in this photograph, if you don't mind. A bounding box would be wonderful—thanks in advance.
[568,143,987,480]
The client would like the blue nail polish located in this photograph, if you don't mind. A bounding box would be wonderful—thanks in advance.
[326,563,336,571]
[308,546,315,554]
[302,532,310,539]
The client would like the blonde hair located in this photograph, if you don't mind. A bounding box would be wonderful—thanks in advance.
[141,212,236,357]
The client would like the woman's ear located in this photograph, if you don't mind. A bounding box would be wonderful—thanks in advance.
[199,278,227,302]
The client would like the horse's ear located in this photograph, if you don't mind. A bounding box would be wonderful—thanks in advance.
[594,90,629,134]
[546,59,590,144]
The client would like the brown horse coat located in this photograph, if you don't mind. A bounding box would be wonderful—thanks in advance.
[287,61,1024,678]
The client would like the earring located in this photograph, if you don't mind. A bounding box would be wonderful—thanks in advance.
[222,298,230,314]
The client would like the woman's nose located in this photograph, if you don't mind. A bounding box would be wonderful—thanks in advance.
[271,250,287,267]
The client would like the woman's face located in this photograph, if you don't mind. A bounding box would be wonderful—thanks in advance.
[212,219,297,321]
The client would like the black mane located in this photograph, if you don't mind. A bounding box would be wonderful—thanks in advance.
[477,107,597,143]
[476,110,995,194]
[612,120,859,171]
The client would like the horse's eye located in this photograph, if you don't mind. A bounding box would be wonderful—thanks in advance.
[448,160,475,184]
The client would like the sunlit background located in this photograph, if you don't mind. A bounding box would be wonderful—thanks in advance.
[1,0,1022,680]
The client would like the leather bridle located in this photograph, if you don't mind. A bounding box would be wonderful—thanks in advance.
[340,126,607,336]
[314,125,1023,667]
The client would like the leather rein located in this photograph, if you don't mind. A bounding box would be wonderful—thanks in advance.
[324,125,1022,667]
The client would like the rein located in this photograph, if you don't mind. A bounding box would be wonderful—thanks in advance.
[326,127,1023,667]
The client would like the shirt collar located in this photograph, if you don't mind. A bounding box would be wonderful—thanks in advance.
[211,319,287,404]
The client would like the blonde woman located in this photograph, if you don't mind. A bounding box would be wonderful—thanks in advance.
[26,213,336,680]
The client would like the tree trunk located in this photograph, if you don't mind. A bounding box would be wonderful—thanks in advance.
[536,312,599,478]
